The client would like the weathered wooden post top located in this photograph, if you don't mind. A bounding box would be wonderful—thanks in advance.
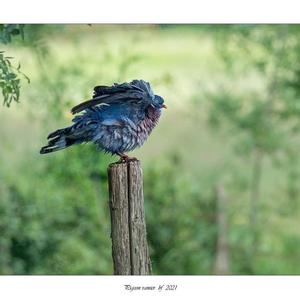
[107,160,152,275]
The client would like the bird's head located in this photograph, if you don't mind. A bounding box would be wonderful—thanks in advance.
[151,95,167,109]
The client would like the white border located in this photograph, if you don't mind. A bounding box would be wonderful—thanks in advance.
[0,276,300,299]
[1,0,300,23]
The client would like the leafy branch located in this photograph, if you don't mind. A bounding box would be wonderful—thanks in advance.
[0,24,25,44]
[0,24,31,107]
[0,51,30,107]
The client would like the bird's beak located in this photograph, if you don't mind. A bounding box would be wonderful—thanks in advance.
[162,104,167,109]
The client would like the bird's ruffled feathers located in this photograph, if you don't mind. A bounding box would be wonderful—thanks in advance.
[40,80,162,155]
[71,79,154,115]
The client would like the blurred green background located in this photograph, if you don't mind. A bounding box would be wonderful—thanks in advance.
[1,24,300,274]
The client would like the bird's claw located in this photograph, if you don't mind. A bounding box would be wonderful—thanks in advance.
[117,154,138,163]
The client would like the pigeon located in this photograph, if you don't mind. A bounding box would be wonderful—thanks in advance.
[40,79,167,161]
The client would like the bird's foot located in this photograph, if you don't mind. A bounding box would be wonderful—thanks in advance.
[117,153,138,163]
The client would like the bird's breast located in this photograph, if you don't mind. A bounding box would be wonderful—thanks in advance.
[135,106,161,145]
[94,106,161,153]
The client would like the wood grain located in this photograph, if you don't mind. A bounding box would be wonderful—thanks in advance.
[108,160,151,275]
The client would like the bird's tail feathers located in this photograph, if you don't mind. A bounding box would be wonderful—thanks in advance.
[47,126,73,139]
[40,127,75,154]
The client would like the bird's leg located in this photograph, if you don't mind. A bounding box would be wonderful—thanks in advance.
[117,152,129,162]
[117,152,138,163]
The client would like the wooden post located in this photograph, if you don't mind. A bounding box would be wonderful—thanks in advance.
[107,160,152,275]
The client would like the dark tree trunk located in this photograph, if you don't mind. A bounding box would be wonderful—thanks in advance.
[213,183,230,274]
[250,148,263,256]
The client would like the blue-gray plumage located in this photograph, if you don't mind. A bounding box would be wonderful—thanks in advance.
[40,79,167,160]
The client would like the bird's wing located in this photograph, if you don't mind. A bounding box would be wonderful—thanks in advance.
[71,80,152,115]
[92,81,144,97]
[71,90,144,115]
[100,117,138,130]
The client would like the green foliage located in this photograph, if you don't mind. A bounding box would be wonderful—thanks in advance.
[0,24,25,44]
[0,51,29,107]
[0,145,113,274]
[205,25,300,273]
[0,24,31,107]
[144,154,217,274]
